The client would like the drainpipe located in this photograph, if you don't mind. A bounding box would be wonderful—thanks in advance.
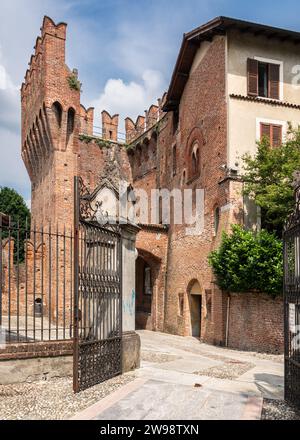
[225,293,231,347]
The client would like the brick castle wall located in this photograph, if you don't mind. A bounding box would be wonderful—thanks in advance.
[227,292,284,354]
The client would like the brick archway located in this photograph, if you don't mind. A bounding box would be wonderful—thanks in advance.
[135,249,161,331]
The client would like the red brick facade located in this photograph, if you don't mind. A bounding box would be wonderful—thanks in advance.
[19,16,284,354]
[226,292,284,354]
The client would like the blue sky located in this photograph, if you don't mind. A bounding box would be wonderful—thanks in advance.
[1,0,300,205]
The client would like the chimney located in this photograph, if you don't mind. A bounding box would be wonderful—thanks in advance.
[101,110,119,142]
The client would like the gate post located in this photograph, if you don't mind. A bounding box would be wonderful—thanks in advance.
[73,176,80,393]
[120,222,141,372]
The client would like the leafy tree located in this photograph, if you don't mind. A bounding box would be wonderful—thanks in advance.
[0,187,31,261]
[208,225,283,297]
[242,126,300,235]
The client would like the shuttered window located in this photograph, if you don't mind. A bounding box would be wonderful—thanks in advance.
[248,59,259,96]
[269,63,280,100]
[260,123,282,147]
[248,58,280,100]
[272,124,282,147]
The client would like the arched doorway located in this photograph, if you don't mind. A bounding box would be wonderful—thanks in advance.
[188,280,202,338]
[135,256,153,330]
[135,249,161,331]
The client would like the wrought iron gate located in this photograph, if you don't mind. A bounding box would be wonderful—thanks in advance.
[73,177,122,392]
[283,181,300,407]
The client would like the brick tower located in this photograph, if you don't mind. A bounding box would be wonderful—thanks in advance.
[21,16,84,228]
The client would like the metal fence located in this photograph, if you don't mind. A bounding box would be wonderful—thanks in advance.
[0,215,74,344]
[283,185,300,407]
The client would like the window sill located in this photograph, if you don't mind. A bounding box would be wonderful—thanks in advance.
[247,94,282,102]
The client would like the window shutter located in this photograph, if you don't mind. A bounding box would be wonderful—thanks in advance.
[247,58,258,96]
[260,123,271,142]
[269,63,280,100]
[272,125,282,147]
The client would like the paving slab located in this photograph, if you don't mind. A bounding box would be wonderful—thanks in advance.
[92,379,250,421]
[71,331,280,420]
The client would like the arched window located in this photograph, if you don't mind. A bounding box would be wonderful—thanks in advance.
[181,169,186,186]
[214,206,220,235]
[172,144,177,177]
[52,101,63,127]
[178,293,184,316]
[67,108,75,135]
[192,143,200,176]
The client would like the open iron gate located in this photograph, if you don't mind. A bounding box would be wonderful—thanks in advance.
[283,183,300,407]
[73,177,122,392]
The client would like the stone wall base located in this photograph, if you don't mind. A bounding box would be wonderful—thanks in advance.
[122,331,141,373]
[0,355,73,384]
[0,331,141,385]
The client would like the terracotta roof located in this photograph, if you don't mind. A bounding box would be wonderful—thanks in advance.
[163,16,300,112]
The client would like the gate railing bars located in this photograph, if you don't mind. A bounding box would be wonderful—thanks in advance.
[284,176,300,408]
[0,214,74,344]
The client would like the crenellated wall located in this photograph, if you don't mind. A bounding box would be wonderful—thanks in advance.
[125,94,167,143]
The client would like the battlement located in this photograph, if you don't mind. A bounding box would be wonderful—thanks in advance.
[80,105,94,136]
[41,16,67,39]
[124,93,167,144]
[21,16,82,183]
[101,111,119,142]
[89,93,167,145]
[21,17,67,108]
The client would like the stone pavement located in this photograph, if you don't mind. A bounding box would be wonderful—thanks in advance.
[71,330,284,420]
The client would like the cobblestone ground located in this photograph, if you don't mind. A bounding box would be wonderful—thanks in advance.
[0,374,135,420]
[261,398,300,420]
[194,361,255,380]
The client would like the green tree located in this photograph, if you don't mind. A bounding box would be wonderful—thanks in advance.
[242,126,300,235]
[0,187,31,261]
[208,225,283,297]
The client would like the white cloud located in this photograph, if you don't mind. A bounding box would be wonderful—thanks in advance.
[91,69,166,135]
[0,127,29,188]
[0,56,20,133]
[0,49,29,198]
